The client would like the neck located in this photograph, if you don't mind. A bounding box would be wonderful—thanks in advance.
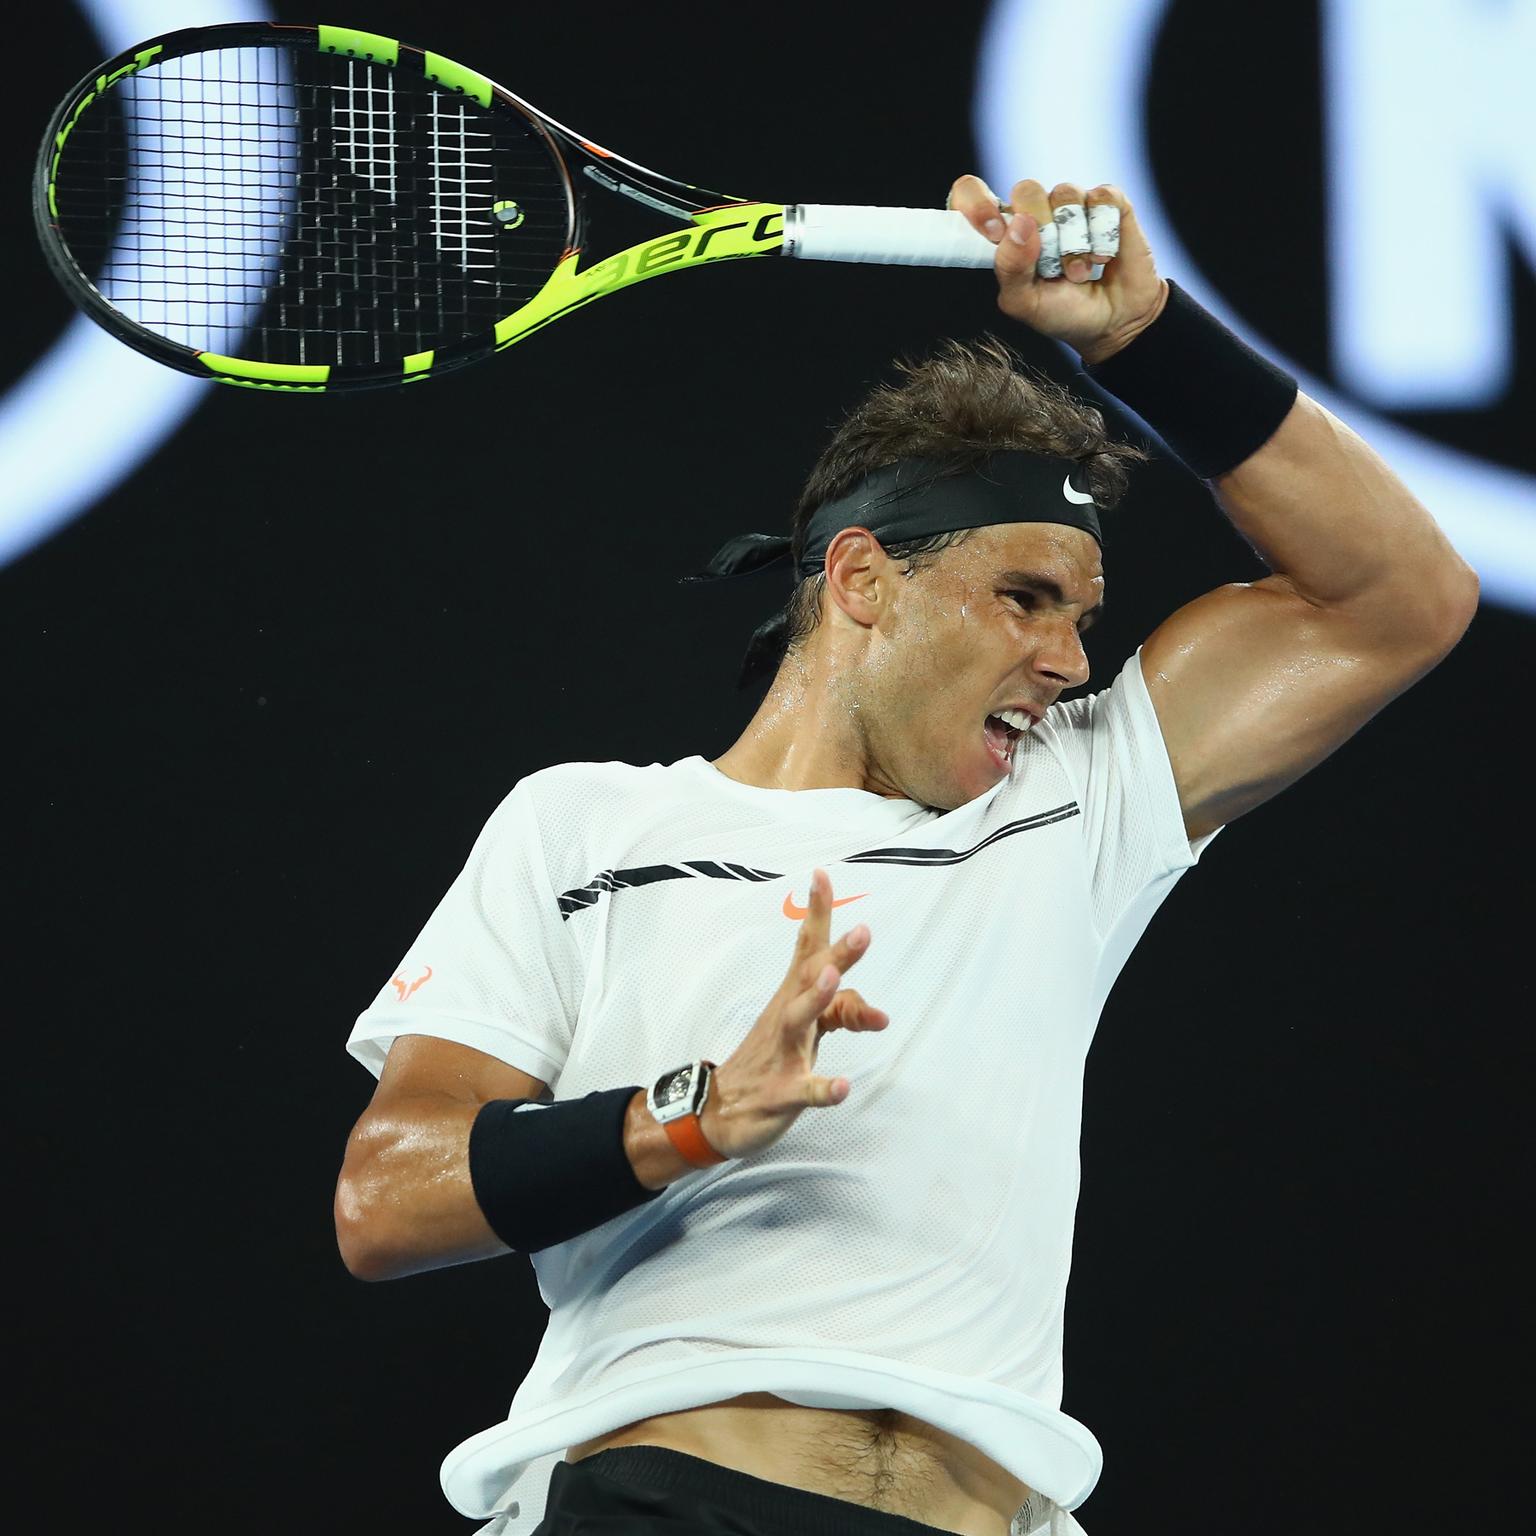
[710,649,900,797]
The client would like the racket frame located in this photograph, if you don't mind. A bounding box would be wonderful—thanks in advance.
[33,22,786,392]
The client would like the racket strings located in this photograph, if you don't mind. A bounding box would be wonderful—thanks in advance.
[52,44,572,369]
[428,88,497,280]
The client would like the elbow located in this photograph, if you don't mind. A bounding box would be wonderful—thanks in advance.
[1424,559,1481,654]
[1370,558,1481,661]
[333,1160,416,1282]
[334,1171,388,1281]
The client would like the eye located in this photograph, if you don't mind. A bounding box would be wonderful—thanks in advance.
[1006,590,1097,634]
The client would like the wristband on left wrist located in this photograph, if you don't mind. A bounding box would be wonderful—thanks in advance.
[1081,278,1299,480]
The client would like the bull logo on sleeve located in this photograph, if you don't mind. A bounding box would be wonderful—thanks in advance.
[389,965,434,1002]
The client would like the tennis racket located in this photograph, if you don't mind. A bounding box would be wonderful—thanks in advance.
[34,20,1010,394]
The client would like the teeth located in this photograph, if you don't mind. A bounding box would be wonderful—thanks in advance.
[996,709,1034,732]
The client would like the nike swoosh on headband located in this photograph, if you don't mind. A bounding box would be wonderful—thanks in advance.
[1061,475,1096,505]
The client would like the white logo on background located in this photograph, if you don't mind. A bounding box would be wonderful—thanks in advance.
[1061,476,1095,505]
[975,0,1536,614]
[1323,0,1536,409]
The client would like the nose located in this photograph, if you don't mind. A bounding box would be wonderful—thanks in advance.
[1030,620,1091,690]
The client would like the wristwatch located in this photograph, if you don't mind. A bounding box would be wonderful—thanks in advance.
[646,1059,728,1168]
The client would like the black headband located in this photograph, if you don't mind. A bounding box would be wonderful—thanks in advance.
[679,451,1103,587]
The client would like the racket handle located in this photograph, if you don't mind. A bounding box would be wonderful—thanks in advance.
[783,205,998,268]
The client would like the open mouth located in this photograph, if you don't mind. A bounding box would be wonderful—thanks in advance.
[983,712,1027,770]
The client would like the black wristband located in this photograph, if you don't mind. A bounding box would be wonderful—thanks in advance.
[469,1084,663,1254]
[1084,279,1299,481]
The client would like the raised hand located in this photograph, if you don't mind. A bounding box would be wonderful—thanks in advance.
[702,868,888,1159]
[946,173,1168,364]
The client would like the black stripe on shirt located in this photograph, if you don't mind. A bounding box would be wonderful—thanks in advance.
[554,801,1080,920]
[841,802,1081,866]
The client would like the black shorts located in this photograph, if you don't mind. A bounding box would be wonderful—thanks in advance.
[531,1444,971,1536]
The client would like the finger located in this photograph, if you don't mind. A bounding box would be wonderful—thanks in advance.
[995,182,1056,285]
[1093,183,1152,278]
[793,868,831,956]
[1085,183,1121,278]
[821,918,870,974]
[1049,181,1093,283]
[788,960,842,1029]
[805,1074,850,1108]
[819,989,889,1034]
[800,914,870,994]
[1083,184,1121,282]
[803,868,837,975]
[782,871,828,997]
[946,172,1007,243]
[996,178,1050,284]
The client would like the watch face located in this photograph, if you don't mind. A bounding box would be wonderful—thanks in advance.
[657,1068,693,1109]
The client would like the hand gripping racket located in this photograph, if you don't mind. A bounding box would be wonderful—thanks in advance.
[33,21,1007,394]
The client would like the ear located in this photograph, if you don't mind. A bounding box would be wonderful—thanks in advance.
[822,527,888,630]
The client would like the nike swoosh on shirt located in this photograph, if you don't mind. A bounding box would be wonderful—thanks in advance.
[782,890,869,920]
[1061,475,1095,505]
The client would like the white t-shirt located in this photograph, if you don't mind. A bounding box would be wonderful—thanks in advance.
[347,646,1223,1530]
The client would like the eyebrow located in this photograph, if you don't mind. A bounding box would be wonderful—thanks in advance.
[998,570,1107,631]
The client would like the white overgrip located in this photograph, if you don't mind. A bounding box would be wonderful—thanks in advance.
[783,205,998,268]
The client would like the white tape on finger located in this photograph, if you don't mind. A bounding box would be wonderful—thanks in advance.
[1087,202,1120,258]
[1054,201,1090,254]
[1035,220,1063,278]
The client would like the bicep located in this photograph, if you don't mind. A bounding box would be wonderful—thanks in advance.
[370,1033,552,1117]
[1139,574,1455,842]
[340,1033,551,1185]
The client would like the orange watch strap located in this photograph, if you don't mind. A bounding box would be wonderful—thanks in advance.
[662,1108,726,1167]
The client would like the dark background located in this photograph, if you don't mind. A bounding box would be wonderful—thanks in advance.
[7,2,1530,1531]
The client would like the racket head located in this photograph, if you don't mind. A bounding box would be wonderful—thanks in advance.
[34,21,587,392]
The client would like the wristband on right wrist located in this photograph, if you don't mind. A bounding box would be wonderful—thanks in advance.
[468,1085,662,1254]
[1083,278,1300,481]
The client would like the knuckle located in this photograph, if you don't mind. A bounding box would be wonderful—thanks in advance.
[1049,182,1083,203]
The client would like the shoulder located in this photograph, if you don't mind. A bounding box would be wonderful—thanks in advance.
[512,756,695,813]
[492,757,702,857]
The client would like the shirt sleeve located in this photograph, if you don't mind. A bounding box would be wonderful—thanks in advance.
[1044,645,1224,955]
[345,779,581,1087]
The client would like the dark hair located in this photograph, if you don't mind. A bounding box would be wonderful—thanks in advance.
[737,335,1147,689]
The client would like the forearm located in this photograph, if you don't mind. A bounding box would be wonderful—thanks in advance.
[334,1097,505,1281]
[335,1090,696,1282]
[1211,391,1478,626]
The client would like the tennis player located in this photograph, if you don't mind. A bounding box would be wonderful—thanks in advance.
[335,176,1478,1536]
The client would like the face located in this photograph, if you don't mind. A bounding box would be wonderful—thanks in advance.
[827,522,1105,810]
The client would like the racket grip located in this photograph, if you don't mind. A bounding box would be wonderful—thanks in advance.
[783,205,998,268]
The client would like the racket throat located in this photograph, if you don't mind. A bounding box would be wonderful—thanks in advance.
[582,163,699,221]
